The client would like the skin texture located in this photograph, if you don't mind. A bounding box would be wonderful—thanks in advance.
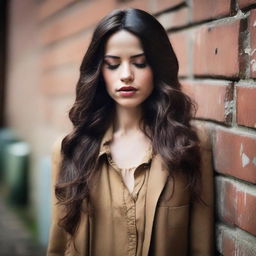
[101,30,153,172]
[102,30,154,109]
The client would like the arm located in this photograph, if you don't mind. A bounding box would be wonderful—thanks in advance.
[47,138,68,256]
[189,128,214,255]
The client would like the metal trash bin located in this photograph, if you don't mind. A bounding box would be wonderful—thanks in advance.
[0,128,19,182]
[36,155,51,245]
[5,141,30,206]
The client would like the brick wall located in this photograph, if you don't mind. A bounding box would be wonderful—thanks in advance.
[161,0,256,255]
[6,0,256,252]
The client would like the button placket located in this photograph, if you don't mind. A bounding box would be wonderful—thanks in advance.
[125,192,137,256]
[104,144,153,256]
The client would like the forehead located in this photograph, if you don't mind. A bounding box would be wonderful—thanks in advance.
[104,30,143,55]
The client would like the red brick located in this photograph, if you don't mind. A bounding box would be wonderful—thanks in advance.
[39,0,152,46]
[236,84,256,128]
[169,31,189,77]
[217,224,256,256]
[216,178,237,225]
[38,0,76,21]
[249,10,256,78]
[41,67,78,95]
[238,0,256,9]
[213,129,256,183]
[216,178,256,235]
[221,228,236,256]
[153,0,184,13]
[182,80,233,123]
[7,0,38,59]
[236,190,256,236]
[192,0,232,22]
[42,96,73,131]
[157,7,189,30]
[236,241,256,256]
[40,0,115,46]
[41,32,91,71]
[117,0,149,12]
[193,20,242,78]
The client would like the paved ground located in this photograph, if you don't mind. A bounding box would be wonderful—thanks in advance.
[0,197,46,256]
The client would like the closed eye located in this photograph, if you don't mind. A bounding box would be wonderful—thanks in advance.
[106,64,119,70]
[103,60,147,70]
[134,62,147,68]
[103,60,119,70]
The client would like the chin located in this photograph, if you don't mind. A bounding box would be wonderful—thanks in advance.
[116,99,144,109]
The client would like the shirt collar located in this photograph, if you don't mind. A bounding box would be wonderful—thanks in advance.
[98,124,114,157]
[98,124,153,164]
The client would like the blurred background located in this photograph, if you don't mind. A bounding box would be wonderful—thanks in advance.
[0,0,256,255]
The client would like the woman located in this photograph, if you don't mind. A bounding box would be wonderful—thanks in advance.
[47,8,214,256]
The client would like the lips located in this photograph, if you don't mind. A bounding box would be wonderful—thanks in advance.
[117,86,138,92]
[117,86,138,97]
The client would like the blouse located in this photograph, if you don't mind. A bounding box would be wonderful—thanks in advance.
[47,124,214,256]
[89,138,153,256]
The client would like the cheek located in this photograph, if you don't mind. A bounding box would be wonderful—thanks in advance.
[102,69,110,84]
[102,70,115,92]
[140,69,154,90]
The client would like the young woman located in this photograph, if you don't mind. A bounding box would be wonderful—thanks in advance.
[47,8,214,256]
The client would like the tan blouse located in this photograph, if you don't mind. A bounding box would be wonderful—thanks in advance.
[47,124,214,256]
[89,133,153,256]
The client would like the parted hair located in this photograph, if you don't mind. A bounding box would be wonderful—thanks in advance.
[56,8,201,238]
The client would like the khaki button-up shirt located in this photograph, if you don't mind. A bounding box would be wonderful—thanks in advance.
[47,125,214,256]
[89,135,153,256]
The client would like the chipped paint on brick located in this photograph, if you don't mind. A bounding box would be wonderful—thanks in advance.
[252,49,256,55]
[240,143,250,168]
[224,100,234,121]
[250,59,256,72]
[244,47,256,56]
[240,143,244,156]
[242,153,250,167]
[244,47,252,55]
[253,157,256,167]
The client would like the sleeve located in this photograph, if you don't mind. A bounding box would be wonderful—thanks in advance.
[189,127,214,255]
[47,138,68,256]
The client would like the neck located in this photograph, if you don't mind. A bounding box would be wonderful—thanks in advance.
[113,105,143,134]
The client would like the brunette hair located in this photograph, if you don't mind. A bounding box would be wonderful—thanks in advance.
[56,8,201,238]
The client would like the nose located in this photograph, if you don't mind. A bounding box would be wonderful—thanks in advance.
[120,63,134,83]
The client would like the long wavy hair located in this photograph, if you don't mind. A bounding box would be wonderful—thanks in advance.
[56,8,201,238]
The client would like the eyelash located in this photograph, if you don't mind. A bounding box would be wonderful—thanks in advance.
[105,62,147,70]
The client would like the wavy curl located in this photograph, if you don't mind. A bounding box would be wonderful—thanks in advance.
[55,8,201,238]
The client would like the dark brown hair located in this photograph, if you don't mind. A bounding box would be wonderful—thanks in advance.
[56,8,201,238]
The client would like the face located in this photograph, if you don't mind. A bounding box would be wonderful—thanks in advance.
[102,30,154,109]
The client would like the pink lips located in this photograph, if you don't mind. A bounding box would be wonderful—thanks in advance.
[117,86,138,97]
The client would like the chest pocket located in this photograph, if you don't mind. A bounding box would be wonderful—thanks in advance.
[157,174,191,208]
[167,204,190,228]
[154,203,190,229]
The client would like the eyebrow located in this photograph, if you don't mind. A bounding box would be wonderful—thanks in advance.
[104,53,145,59]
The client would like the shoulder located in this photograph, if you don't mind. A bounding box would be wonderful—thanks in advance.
[50,136,66,185]
[193,122,212,152]
[51,136,64,166]
[192,122,213,173]
[192,122,214,179]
